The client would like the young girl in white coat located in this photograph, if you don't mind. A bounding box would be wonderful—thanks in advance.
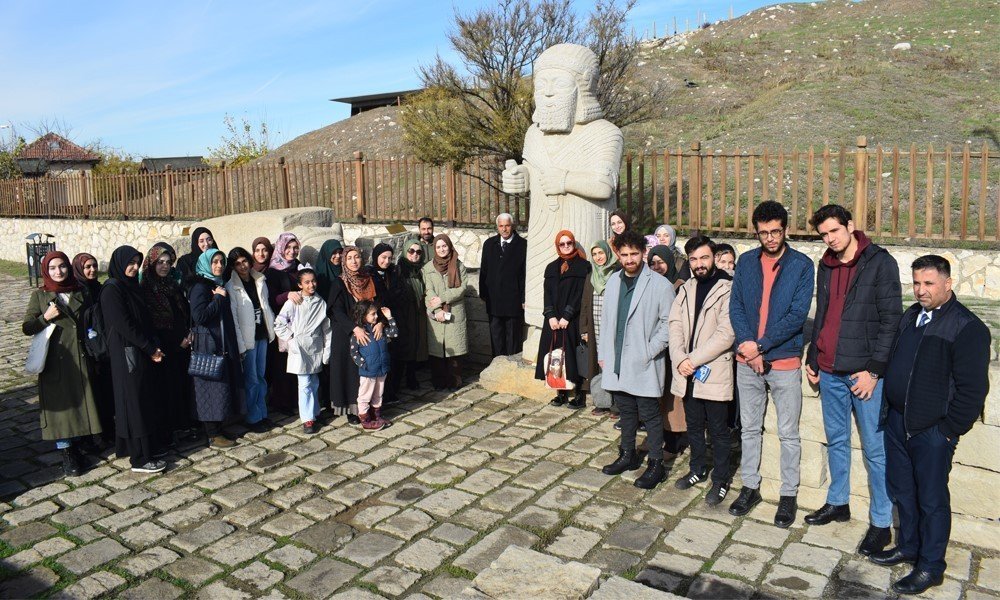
[273,268,331,434]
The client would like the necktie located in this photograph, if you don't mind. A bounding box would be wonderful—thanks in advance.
[501,240,507,257]
[917,312,930,327]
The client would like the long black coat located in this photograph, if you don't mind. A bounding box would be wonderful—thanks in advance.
[189,279,244,422]
[480,233,526,317]
[326,278,380,413]
[535,256,590,383]
[264,266,300,411]
[101,279,159,440]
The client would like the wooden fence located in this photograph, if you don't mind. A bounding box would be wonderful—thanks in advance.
[0,139,996,243]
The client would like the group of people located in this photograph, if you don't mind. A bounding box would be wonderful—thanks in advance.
[23,201,989,595]
[23,217,470,474]
[479,201,988,595]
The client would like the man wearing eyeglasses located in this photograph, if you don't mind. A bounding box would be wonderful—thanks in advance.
[480,213,527,356]
[728,201,815,528]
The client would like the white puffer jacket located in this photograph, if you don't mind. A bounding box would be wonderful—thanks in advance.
[226,270,276,354]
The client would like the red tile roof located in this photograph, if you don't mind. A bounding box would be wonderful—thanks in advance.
[19,133,100,162]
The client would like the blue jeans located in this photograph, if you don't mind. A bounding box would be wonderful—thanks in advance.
[297,374,320,424]
[243,339,268,425]
[818,370,891,527]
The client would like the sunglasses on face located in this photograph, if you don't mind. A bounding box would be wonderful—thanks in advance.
[558,242,575,247]
[407,248,423,255]
[155,258,173,266]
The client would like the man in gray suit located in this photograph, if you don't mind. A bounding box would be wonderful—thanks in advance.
[599,229,676,489]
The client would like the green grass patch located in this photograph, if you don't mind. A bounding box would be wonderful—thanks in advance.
[441,564,476,580]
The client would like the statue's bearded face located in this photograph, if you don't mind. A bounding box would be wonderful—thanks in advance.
[534,69,577,133]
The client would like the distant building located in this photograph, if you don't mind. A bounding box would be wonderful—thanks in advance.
[331,89,421,116]
[16,133,100,178]
[141,156,208,172]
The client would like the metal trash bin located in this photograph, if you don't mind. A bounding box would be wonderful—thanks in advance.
[25,233,56,287]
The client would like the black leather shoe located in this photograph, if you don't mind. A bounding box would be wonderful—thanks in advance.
[728,487,762,516]
[869,547,917,566]
[674,468,709,490]
[602,447,642,475]
[61,448,82,477]
[892,569,943,595]
[857,525,891,557]
[633,458,666,489]
[774,495,797,528]
[804,503,851,525]
[567,392,586,409]
[549,393,567,407]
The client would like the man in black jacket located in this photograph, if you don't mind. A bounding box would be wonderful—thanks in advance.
[480,213,526,356]
[871,255,990,595]
[804,205,901,557]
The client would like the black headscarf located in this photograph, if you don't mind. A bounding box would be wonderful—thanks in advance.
[188,227,214,254]
[108,245,144,302]
[177,227,216,282]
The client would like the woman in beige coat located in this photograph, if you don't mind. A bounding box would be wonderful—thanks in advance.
[422,234,468,390]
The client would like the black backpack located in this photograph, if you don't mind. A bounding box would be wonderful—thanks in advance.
[82,286,109,361]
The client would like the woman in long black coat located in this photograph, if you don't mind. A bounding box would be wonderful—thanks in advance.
[73,252,115,444]
[369,243,403,402]
[176,226,217,289]
[101,246,166,473]
[264,232,301,414]
[535,230,590,409]
[189,249,244,448]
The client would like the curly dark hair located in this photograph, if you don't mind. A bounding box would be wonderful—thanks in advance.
[612,229,646,253]
[752,200,788,230]
[808,203,852,231]
[684,235,715,256]
[352,299,378,328]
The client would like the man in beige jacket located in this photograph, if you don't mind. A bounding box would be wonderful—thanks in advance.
[668,235,736,506]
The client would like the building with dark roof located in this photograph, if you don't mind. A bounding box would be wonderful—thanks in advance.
[141,156,208,173]
[16,133,101,177]
[331,89,421,116]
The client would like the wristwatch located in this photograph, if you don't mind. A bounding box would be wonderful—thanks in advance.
[868,371,880,380]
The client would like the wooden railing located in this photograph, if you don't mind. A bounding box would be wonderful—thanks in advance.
[0,140,996,243]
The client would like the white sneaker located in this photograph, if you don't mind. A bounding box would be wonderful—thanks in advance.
[131,460,166,474]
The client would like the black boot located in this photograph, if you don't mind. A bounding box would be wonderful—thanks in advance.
[602,447,642,475]
[549,391,568,407]
[567,390,586,409]
[634,458,667,489]
[61,448,81,478]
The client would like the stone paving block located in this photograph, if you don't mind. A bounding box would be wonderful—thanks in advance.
[1,520,57,547]
[147,486,203,512]
[12,482,68,507]
[471,435,522,455]
[157,501,219,529]
[32,536,74,558]
[296,449,353,472]
[635,569,685,594]
[57,537,129,575]
[119,546,180,577]
[0,566,59,598]
[945,545,972,581]
[763,564,829,598]
[685,499,739,524]
[978,556,1000,591]
[224,500,279,528]
[54,570,125,600]
[480,485,535,512]
[415,488,477,517]
[356,446,405,467]
[258,465,306,490]
[599,478,648,505]
[605,520,663,554]
[119,578,184,600]
[422,575,471,599]
[687,574,755,599]
[453,508,504,530]
[334,531,405,567]
[269,483,318,509]
[434,434,476,453]
[226,444,267,463]
[293,521,356,554]
[119,521,172,549]
[202,531,276,565]
[710,543,774,581]
[662,518,730,559]
[57,485,111,507]
[50,502,113,528]
[195,581,253,600]
[286,558,361,599]
[510,506,561,530]
[397,447,448,470]
[591,576,681,599]
[2,548,41,571]
[363,464,416,488]
[395,538,456,573]
[800,518,870,553]
[535,485,591,511]
[453,525,540,574]
[429,523,477,546]
[196,466,252,491]
[259,434,300,451]
[339,434,383,454]
[508,445,549,462]
[456,469,511,495]
[418,423,458,440]
[361,565,421,597]
[548,450,589,466]
[265,544,317,571]
[417,463,467,486]
[212,481,269,508]
[779,542,843,578]
[546,526,602,559]
[646,484,700,516]
[105,486,156,510]
[387,433,430,451]
[468,546,600,599]
[447,449,493,470]
[262,512,316,537]
[327,481,381,505]
[232,560,284,590]
[401,409,449,428]
[296,497,346,521]
[285,438,326,458]
[3,500,60,525]
[192,454,239,475]
[837,558,891,590]
[305,471,348,490]
[562,468,612,492]
[730,519,791,549]
[171,520,235,552]
[648,552,704,577]
[67,524,103,543]
[146,469,202,494]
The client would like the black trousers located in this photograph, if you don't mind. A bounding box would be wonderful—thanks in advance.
[613,391,664,458]
[885,408,954,576]
[429,356,462,389]
[489,314,524,356]
[684,395,731,483]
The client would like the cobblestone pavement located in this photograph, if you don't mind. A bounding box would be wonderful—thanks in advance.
[0,273,998,599]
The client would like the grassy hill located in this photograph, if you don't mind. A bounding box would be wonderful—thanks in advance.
[269,0,998,161]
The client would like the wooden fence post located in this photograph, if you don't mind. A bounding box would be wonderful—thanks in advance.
[353,151,366,222]
[219,161,231,216]
[854,136,868,226]
[446,163,458,225]
[279,157,291,209]
[118,168,127,218]
[79,171,90,218]
[164,165,175,219]
[690,141,703,230]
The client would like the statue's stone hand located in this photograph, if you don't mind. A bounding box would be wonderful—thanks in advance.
[539,168,568,196]
[502,160,529,194]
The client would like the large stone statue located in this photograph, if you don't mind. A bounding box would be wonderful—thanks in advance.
[502,43,624,351]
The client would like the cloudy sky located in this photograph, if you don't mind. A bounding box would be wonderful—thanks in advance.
[0,0,777,157]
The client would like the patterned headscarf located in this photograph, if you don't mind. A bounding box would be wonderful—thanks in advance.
[554,230,585,274]
[589,240,618,295]
[251,237,273,273]
[140,243,187,330]
[645,234,660,249]
[40,251,80,293]
[340,246,376,301]
[196,248,226,286]
[268,232,299,272]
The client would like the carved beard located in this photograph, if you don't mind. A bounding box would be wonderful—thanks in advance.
[535,92,576,133]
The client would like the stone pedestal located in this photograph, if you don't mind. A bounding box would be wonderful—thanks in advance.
[478,355,551,403]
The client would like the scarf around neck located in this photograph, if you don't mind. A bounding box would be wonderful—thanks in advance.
[555,229,585,274]
[196,248,226,286]
[341,246,376,301]
[251,236,273,273]
[589,240,619,295]
[431,234,461,288]
[269,232,299,272]
[40,251,80,294]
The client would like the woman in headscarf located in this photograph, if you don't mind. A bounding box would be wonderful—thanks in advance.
[369,243,404,403]
[326,246,381,423]
[314,239,344,301]
[188,249,244,448]
[648,244,679,285]
[653,224,685,287]
[422,234,469,390]
[101,246,166,473]
[608,210,630,253]
[176,227,217,288]
[72,252,115,442]
[140,243,194,449]
[580,240,619,416]
[251,237,274,274]
[264,232,302,413]
[396,237,428,389]
[535,230,590,408]
[23,251,103,477]
[648,243,688,456]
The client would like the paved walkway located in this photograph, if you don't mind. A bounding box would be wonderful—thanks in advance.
[0,274,997,600]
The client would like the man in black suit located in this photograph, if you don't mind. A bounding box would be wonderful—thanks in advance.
[480,213,526,356]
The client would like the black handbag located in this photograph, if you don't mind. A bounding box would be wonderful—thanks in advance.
[188,316,226,381]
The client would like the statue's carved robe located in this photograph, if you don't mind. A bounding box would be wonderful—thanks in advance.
[522,119,623,327]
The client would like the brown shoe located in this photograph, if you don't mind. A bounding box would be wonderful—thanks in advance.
[209,435,236,448]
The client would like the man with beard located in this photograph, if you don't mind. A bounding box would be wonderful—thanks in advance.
[598,230,675,489]
[480,213,527,356]
[728,201,814,528]
[668,236,735,506]
[417,217,435,262]
[502,43,624,337]
[804,204,902,558]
